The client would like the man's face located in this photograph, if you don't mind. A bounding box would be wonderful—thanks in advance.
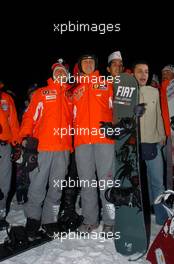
[134,64,149,86]
[53,67,68,83]
[81,58,95,75]
[162,70,174,81]
[0,82,4,89]
[107,59,123,77]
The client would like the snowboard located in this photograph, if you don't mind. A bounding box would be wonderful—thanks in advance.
[0,214,84,262]
[0,227,53,262]
[0,150,83,262]
[111,73,150,259]
[167,79,174,187]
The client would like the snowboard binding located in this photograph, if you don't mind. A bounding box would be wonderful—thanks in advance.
[4,226,29,251]
[105,186,142,210]
[58,209,84,232]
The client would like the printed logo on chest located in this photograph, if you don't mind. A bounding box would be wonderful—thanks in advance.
[42,90,57,101]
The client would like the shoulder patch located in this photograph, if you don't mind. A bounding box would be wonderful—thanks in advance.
[0,100,9,111]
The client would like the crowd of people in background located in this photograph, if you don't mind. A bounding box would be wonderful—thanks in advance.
[0,51,174,240]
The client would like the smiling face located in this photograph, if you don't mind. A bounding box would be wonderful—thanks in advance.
[53,67,68,83]
[133,64,149,86]
[81,58,95,75]
[162,70,174,81]
[107,59,123,77]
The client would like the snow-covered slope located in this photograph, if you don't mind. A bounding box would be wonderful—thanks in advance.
[0,198,162,264]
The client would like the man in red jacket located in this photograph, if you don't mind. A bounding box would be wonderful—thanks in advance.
[74,54,116,235]
[19,59,73,238]
[161,65,174,189]
[0,81,19,230]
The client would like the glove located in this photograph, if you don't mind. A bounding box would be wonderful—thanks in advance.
[16,165,30,204]
[100,122,118,140]
[0,188,4,200]
[11,144,22,162]
[155,190,174,205]
[100,118,135,140]
[133,103,146,117]
[16,137,39,172]
[171,116,174,131]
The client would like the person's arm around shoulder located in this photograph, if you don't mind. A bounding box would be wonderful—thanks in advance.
[19,89,42,140]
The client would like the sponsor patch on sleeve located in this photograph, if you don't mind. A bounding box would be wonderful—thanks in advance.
[0,100,9,111]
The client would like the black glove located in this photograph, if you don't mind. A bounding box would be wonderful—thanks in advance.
[100,118,135,140]
[11,144,22,162]
[133,103,146,117]
[17,137,39,172]
[0,188,4,200]
[15,137,38,204]
[16,165,30,204]
[171,116,174,131]
[100,122,118,140]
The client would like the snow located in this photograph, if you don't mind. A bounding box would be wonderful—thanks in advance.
[0,198,162,264]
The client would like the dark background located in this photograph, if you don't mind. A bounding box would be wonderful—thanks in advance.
[0,3,173,106]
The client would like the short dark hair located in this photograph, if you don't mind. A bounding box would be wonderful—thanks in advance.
[132,60,149,71]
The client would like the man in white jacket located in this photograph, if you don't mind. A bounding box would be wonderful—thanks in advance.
[133,61,168,225]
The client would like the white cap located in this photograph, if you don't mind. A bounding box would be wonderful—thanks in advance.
[108,51,122,65]
[162,65,174,73]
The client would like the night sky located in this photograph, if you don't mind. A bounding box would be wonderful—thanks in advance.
[0,3,173,106]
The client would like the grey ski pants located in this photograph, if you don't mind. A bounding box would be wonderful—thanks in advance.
[24,151,69,224]
[75,144,115,225]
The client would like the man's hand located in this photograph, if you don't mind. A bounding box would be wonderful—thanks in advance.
[100,118,135,140]
[133,103,146,117]
[160,138,166,146]
[100,122,113,130]
[11,144,22,162]
[100,122,116,139]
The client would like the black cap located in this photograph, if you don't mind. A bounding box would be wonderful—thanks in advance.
[78,54,98,73]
